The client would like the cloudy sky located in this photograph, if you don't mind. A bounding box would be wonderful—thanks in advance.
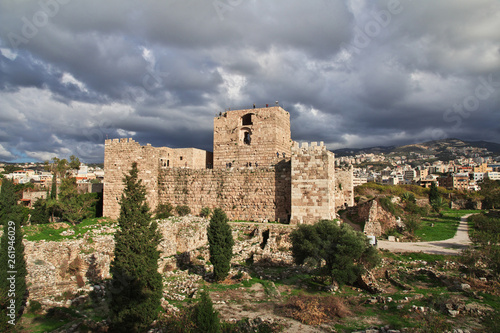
[1,0,499,163]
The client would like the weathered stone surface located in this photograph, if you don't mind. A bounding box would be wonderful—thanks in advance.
[103,107,354,224]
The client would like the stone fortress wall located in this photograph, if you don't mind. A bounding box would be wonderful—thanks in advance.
[104,106,353,224]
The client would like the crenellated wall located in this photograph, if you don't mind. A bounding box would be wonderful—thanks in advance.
[103,108,354,224]
[289,141,336,225]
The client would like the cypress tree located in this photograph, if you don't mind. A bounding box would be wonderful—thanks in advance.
[0,180,27,331]
[0,179,18,226]
[207,208,234,282]
[193,291,220,333]
[429,182,440,205]
[109,162,163,333]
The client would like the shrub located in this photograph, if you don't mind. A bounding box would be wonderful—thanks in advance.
[200,207,212,218]
[176,205,191,216]
[403,214,421,235]
[280,295,351,325]
[291,220,380,286]
[379,197,400,217]
[155,203,174,219]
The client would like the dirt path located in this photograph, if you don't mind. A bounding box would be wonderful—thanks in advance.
[377,214,472,255]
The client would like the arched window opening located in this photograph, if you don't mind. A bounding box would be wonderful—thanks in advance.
[242,113,253,126]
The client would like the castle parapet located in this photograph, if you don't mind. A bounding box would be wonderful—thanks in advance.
[290,141,336,225]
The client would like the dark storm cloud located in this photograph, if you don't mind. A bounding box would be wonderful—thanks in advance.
[0,0,499,162]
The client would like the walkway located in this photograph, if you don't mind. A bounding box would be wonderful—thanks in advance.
[377,214,472,255]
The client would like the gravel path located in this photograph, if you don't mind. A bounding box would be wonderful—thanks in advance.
[377,214,472,255]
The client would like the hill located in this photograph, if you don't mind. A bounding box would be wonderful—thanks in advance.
[333,138,500,158]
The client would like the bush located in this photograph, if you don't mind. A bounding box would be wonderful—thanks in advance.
[279,295,351,325]
[291,220,380,286]
[176,205,191,216]
[403,214,421,236]
[200,207,212,218]
[155,203,174,219]
[404,202,429,216]
[379,197,400,217]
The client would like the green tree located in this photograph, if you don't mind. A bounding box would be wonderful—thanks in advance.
[0,217,28,331]
[479,179,500,209]
[31,199,50,224]
[429,182,440,205]
[69,155,81,170]
[290,220,380,287]
[192,291,220,333]
[403,214,421,236]
[207,208,234,282]
[401,192,416,204]
[0,179,28,226]
[430,196,447,214]
[58,178,96,224]
[109,162,162,333]
[0,179,18,226]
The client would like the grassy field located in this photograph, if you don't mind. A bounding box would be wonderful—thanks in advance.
[416,209,482,242]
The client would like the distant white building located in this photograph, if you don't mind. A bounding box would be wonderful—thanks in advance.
[473,172,486,182]
[486,172,500,180]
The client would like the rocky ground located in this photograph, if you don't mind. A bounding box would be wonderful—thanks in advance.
[16,216,500,332]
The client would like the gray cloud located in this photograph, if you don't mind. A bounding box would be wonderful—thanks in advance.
[0,0,499,163]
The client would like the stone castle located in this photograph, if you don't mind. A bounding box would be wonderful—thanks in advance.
[103,106,354,224]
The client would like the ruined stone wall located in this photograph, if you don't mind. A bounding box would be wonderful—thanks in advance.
[359,199,400,237]
[213,106,292,169]
[290,141,336,225]
[158,164,291,222]
[104,139,213,219]
[23,217,296,304]
[335,166,355,210]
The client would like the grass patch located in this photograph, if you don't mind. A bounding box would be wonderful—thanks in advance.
[416,217,460,241]
[23,217,115,241]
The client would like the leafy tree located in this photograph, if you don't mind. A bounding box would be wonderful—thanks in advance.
[0,213,27,330]
[30,199,50,224]
[207,208,234,282]
[109,162,162,333]
[69,155,81,170]
[479,179,500,209]
[58,178,96,224]
[192,291,220,333]
[290,220,380,287]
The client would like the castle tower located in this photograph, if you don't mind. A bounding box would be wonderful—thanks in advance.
[213,106,292,169]
[290,141,336,225]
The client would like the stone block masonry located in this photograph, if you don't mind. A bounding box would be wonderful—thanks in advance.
[103,106,354,224]
[213,106,292,169]
[290,141,336,224]
[159,164,291,222]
